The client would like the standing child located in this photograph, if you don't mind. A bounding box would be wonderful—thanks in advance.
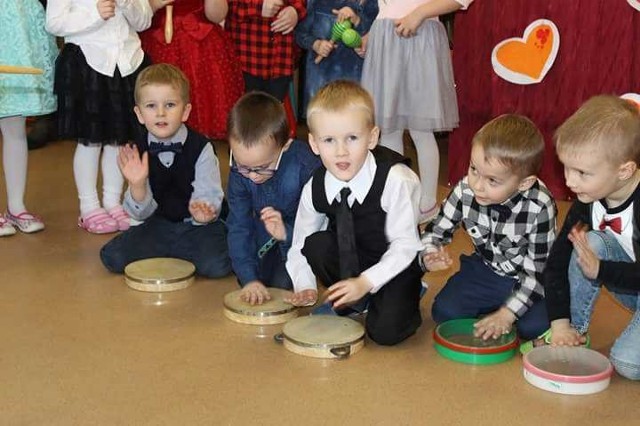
[226,0,305,101]
[361,0,473,223]
[140,0,244,140]
[100,64,230,278]
[422,114,556,341]
[295,0,378,116]
[544,96,640,380]
[46,0,152,234]
[286,80,424,346]
[226,92,320,305]
[0,0,58,236]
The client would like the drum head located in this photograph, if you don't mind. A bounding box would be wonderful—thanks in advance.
[283,316,365,347]
[124,258,195,292]
[433,318,518,354]
[223,288,298,325]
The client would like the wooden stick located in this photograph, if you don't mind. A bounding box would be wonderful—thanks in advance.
[0,64,44,75]
[164,5,174,44]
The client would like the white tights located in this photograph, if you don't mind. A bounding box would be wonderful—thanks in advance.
[380,129,439,211]
[0,116,29,214]
[73,144,124,216]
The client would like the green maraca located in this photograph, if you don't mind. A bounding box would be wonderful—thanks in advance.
[330,19,352,42]
[341,28,362,48]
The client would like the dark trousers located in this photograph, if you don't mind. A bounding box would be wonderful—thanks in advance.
[431,254,549,340]
[302,231,423,346]
[244,243,293,290]
[100,216,231,279]
[242,73,291,102]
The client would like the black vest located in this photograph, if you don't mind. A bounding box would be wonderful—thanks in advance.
[136,129,209,222]
[311,146,409,270]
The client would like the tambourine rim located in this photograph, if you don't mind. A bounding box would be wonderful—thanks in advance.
[125,272,195,285]
[124,258,196,284]
[282,333,365,350]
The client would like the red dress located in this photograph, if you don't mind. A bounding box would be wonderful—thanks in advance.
[449,1,640,199]
[140,1,244,140]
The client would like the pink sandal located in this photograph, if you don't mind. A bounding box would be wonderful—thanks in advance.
[78,208,119,234]
[107,205,131,231]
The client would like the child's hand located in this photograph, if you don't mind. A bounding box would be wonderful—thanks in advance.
[189,200,217,223]
[326,275,372,309]
[568,224,600,279]
[473,307,516,340]
[394,9,425,38]
[271,6,298,34]
[354,33,368,58]
[549,319,587,346]
[260,207,286,241]
[97,0,116,20]
[148,0,175,13]
[284,289,318,307]
[332,7,360,26]
[262,0,284,18]
[313,40,335,58]
[423,246,452,272]
[118,144,148,187]
[240,281,272,305]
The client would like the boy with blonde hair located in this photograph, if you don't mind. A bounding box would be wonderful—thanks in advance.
[545,95,640,380]
[286,80,424,346]
[423,114,557,341]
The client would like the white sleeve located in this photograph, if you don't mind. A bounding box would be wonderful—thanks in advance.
[46,0,106,37]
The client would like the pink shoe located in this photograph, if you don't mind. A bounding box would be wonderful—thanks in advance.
[5,211,45,233]
[107,205,131,231]
[78,208,119,234]
[0,215,17,237]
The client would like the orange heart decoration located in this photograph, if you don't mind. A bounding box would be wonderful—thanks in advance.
[492,19,560,85]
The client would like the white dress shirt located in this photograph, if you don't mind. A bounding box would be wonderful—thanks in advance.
[286,152,424,294]
[46,0,152,77]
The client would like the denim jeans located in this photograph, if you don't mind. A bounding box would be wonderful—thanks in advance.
[569,230,640,380]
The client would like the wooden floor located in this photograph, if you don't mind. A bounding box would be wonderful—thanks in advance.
[1,137,637,425]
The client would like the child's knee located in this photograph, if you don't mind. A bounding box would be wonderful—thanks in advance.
[99,244,125,273]
[197,256,232,279]
[430,296,461,324]
[302,231,335,265]
[611,338,640,380]
[610,356,640,381]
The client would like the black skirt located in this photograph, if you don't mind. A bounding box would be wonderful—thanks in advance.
[54,43,150,145]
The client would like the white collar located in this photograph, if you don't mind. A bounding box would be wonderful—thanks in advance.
[324,151,377,205]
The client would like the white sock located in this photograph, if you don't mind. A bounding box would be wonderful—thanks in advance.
[73,144,101,216]
[408,130,439,211]
[379,130,405,155]
[101,144,124,210]
[0,116,28,214]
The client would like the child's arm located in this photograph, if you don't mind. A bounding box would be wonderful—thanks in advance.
[46,0,109,37]
[394,0,471,38]
[271,0,305,35]
[204,0,228,24]
[189,143,224,224]
[294,0,318,51]
[118,0,153,32]
[118,144,158,220]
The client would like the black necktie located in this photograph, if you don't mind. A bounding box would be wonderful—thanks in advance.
[336,187,359,279]
[148,141,183,156]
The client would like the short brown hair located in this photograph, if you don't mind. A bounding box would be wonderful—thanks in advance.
[472,114,544,177]
[306,80,375,133]
[555,95,640,165]
[227,91,289,147]
[134,63,190,104]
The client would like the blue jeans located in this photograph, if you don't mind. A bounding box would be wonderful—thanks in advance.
[569,230,640,380]
[100,215,231,279]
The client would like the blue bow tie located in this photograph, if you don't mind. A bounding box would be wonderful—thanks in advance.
[148,141,183,156]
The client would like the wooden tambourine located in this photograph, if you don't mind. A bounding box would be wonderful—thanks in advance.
[223,288,299,325]
[0,64,43,74]
[124,258,195,292]
[275,315,365,359]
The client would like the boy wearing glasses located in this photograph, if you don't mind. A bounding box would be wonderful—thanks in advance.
[100,64,231,278]
[226,92,321,305]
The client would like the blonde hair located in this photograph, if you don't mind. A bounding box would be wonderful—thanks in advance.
[306,80,375,132]
[555,95,640,165]
[227,91,289,147]
[472,114,544,177]
[134,63,190,104]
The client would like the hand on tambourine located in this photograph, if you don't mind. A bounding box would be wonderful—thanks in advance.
[325,275,372,309]
[241,281,272,305]
[473,307,516,340]
[97,0,116,20]
[189,200,217,223]
[149,0,175,13]
[271,6,298,35]
[284,289,318,307]
[332,7,360,26]
[549,319,588,346]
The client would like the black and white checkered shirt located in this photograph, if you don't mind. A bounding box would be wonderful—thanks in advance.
[422,178,557,318]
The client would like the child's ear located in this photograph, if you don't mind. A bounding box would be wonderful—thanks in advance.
[368,126,380,149]
[133,105,145,125]
[181,103,192,122]
[618,160,637,181]
[518,175,537,191]
[308,133,321,156]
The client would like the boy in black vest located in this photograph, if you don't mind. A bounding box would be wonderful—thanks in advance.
[100,64,231,278]
[285,80,424,345]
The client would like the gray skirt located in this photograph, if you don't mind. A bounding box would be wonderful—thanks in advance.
[361,19,459,133]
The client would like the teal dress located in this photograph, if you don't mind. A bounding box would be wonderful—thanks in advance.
[0,0,57,118]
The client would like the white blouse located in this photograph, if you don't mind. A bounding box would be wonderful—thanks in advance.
[377,0,473,20]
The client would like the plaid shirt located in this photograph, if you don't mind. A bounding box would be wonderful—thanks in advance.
[421,178,557,318]
[226,0,306,79]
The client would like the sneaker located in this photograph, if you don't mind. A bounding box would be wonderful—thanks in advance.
[5,211,45,233]
[519,328,591,355]
[0,216,17,236]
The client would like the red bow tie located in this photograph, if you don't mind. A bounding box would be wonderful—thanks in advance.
[599,217,622,234]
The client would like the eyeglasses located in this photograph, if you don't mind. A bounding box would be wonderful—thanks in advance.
[229,147,284,178]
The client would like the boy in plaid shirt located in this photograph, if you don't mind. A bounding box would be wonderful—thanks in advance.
[421,114,557,341]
